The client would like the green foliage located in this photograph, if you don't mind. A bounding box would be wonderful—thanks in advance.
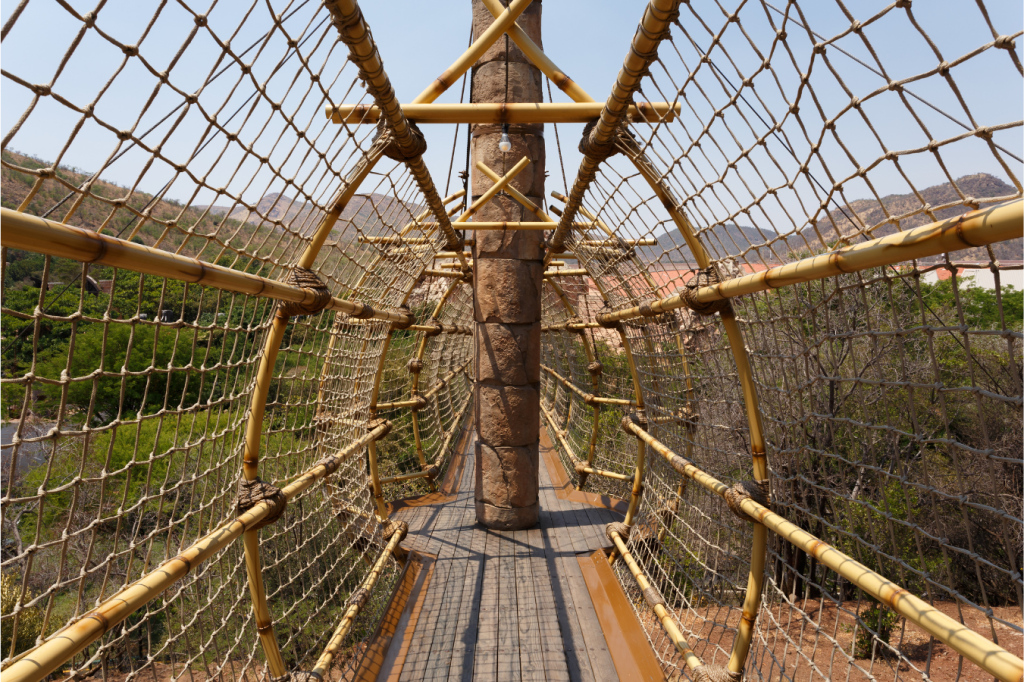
[1,573,44,658]
[854,600,898,659]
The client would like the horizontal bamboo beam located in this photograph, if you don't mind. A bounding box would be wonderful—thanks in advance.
[378,470,432,485]
[459,222,579,231]
[311,522,407,677]
[578,465,633,482]
[608,528,703,669]
[540,403,630,482]
[456,156,531,223]
[422,362,472,401]
[544,269,589,277]
[327,102,681,124]
[0,208,414,326]
[3,422,392,682]
[421,269,466,278]
[621,420,1024,682]
[360,236,475,246]
[541,364,638,406]
[597,200,1024,325]
[542,321,602,332]
[413,0,533,104]
[578,238,656,247]
[407,323,473,335]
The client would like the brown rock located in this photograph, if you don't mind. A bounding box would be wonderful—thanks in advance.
[476,322,540,386]
[472,195,546,260]
[471,133,546,197]
[475,500,539,530]
[474,441,539,507]
[475,384,540,447]
[474,259,543,323]
[472,0,542,66]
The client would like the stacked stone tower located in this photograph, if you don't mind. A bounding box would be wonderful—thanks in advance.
[471,0,545,530]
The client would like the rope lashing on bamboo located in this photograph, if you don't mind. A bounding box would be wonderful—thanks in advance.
[407,358,423,374]
[643,584,667,609]
[345,587,371,610]
[724,479,771,523]
[587,361,603,376]
[373,119,427,161]
[391,304,414,330]
[276,267,333,317]
[421,463,441,480]
[236,477,287,531]
[577,118,637,163]
[691,665,743,682]
[290,672,323,682]
[421,319,443,337]
[606,521,632,545]
[679,267,730,316]
[381,519,409,542]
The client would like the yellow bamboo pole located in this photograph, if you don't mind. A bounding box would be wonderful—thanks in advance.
[0,208,414,326]
[454,156,531,224]
[476,161,554,223]
[479,0,595,103]
[540,365,637,406]
[2,423,390,682]
[544,269,589,277]
[541,403,630,482]
[547,0,679,264]
[541,321,602,332]
[310,522,407,678]
[608,528,704,670]
[598,200,1024,324]
[411,0,534,104]
[577,238,657,247]
[327,102,680,124]
[621,420,1024,682]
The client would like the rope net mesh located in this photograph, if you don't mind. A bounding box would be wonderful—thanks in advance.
[1,0,1021,681]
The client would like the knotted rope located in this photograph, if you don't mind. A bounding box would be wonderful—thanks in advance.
[606,521,632,545]
[374,118,427,161]
[237,477,287,531]
[279,267,332,317]
[692,665,743,682]
[679,267,730,316]
[725,479,771,523]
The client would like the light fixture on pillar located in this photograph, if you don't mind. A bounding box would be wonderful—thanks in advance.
[499,123,511,153]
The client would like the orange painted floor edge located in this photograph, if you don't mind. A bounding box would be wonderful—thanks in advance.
[578,549,667,682]
[539,428,629,514]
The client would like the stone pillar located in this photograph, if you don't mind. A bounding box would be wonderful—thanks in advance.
[472,0,544,530]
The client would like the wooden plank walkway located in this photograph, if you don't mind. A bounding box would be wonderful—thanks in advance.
[390,430,627,682]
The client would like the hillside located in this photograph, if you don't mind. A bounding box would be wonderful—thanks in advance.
[641,174,1020,264]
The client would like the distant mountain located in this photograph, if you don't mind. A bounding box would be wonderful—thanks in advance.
[639,173,1020,264]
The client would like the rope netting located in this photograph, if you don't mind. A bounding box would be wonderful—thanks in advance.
[1,0,1021,681]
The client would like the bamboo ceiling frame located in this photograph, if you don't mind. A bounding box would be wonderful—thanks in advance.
[326,102,681,124]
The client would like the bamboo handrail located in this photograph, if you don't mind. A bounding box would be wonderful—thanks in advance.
[412,0,534,104]
[2,423,392,682]
[621,420,1024,682]
[541,364,637,406]
[420,269,466,278]
[421,362,472,401]
[0,208,415,326]
[325,0,463,259]
[546,0,680,264]
[310,522,407,678]
[406,323,473,335]
[373,362,470,411]
[578,238,657,247]
[479,0,594,104]
[327,102,680,124]
[597,200,1024,325]
[544,269,589,277]
[540,402,629,482]
[607,528,704,670]
[541,321,602,331]
[379,470,432,486]
[460,221,585,230]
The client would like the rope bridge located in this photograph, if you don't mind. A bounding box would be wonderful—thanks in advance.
[1,0,1021,681]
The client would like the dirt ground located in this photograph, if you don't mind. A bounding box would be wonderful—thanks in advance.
[643,599,1022,681]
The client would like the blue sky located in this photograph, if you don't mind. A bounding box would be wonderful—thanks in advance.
[2,0,1021,235]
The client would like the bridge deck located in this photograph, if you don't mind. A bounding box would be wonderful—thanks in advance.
[383,429,637,682]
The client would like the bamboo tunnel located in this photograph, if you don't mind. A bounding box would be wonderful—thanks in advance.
[596,200,1024,325]
[0,208,415,326]
[2,423,393,682]
[327,102,680,124]
[620,420,1024,682]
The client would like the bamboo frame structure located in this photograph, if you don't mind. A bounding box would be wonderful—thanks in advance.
[2,422,391,682]
[543,269,589,277]
[540,403,629,482]
[597,200,1024,324]
[621,420,1024,682]
[475,161,555,223]
[310,522,408,678]
[0,208,414,326]
[607,528,704,671]
[327,102,680,124]
[454,155,531,224]
[546,0,679,264]
[412,0,533,104]
[541,365,637,407]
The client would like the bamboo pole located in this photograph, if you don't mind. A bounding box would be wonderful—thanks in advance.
[420,269,465,278]
[607,528,704,669]
[597,201,1024,325]
[578,238,657,247]
[476,161,555,223]
[2,423,390,682]
[412,0,534,104]
[621,420,1024,682]
[325,0,463,260]
[379,470,433,485]
[541,321,602,331]
[407,323,473,335]
[454,156,531,223]
[541,402,628,482]
[540,365,637,406]
[310,523,407,678]
[327,102,680,124]
[459,222,582,230]
[544,269,589,277]
[0,208,415,326]
[546,0,680,264]
[479,0,594,103]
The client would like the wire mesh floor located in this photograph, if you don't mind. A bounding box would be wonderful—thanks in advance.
[389,430,627,682]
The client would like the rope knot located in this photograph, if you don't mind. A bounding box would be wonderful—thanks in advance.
[605,521,632,545]
[407,358,423,374]
[366,418,392,438]
[236,477,287,531]
[578,118,636,162]
[421,319,443,337]
[679,267,730,316]
[621,411,648,436]
[382,519,408,542]
[994,35,1016,50]
[692,665,743,682]
[391,304,414,330]
[643,585,667,609]
[724,479,770,523]
[421,463,440,480]
[374,119,427,161]
[279,267,332,317]
[587,361,603,376]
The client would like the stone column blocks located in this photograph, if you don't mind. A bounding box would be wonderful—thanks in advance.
[475,323,540,386]
[474,259,543,324]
